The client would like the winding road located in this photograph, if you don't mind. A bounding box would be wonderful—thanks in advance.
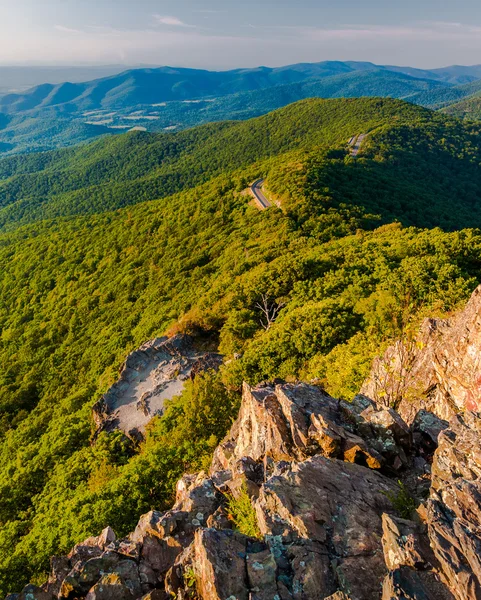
[250,178,271,210]
[250,136,366,212]
[350,134,367,157]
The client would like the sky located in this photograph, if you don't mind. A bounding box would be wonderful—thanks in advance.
[1,0,481,69]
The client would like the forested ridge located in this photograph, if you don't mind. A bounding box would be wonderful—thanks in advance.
[1,97,481,593]
[1,98,481,231]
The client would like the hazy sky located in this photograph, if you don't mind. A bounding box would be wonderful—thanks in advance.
[2,0,481,69]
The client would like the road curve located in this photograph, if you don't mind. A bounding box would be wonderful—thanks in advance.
[250,178,271,210]
[350,134,367,157]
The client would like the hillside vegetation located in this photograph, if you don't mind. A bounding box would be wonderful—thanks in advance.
[1,98,481,592]
[1,98,481,232]
[442,92,481,120]
[410,78,481,109]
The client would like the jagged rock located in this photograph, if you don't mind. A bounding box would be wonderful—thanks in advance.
[362,285,481,423]
[246,548,278,599]
[363,406,411,449]
[129,473,221,581]
[211,383,296,469]
[65,554,121,596]
[18,585,53,600]
[164,544,195,599]
[173,472,220,518]
[25,371,481,600]
[382,567,454,600]
[382,515,429,571]
[84,574,134,600]
[66,527,116,568]
[85,527,117,548]
[342,435,384,469]
[46,557,71,597]
[426,411,481,599]
[360,407,411,469]
[256,454,397,541]
[113,561,142,598]
[213,382,411,477]
[192,529,249,600]
[141,535,183,580]
[255,455,399,598]
[412,411,449,455]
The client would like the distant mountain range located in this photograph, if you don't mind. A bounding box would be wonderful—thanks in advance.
[0,65,136,95]
[2,60,481,155]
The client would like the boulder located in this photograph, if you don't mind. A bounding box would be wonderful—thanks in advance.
[128,473,221,580]
[412,411,449,454]
[18,586,53,600]
[173,472,220,519]
[211,383,297,470]
[192,529,249,600]
[382,567,454,600]
[246,548,279,600]
[255,455,399,598]
[46,557,71,597]
[382,514,429,571]
[67,527,116,568]
[84,574,134,600]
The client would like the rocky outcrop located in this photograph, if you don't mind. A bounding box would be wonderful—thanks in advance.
[425,411,481,600]
[212,383,413,475]
[362,285,481,424]
[12,376,481,600]
[92,334,222,440]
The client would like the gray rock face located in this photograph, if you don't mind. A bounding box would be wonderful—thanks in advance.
[92,334,222,439]
[362,285,481,423]
[14,372,481,600]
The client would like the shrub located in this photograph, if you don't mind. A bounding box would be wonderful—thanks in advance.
[226,484,261,539]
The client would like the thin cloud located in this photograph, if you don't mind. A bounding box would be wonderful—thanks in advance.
[4,19,481,69]
[251,21,481,42]
[154,15,191,27]
[54,25,82,34]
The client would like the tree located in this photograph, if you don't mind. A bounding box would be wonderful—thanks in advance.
[255,294,286,330]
